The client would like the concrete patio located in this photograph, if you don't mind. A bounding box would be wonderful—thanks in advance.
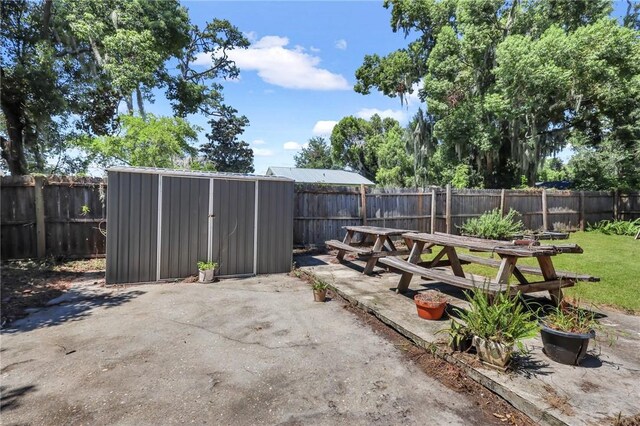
[2,274,521,425]
[297,254,640,426]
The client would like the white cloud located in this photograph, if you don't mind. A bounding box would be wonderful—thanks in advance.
[252,148,274,157]
[283,141,306,150]
[252,139,266,145]
[195,35,350,91]
[244,31,258,43]
[309,46,321,53]
[404,82,422,107]
[335,39,347,50]
[356,108,407,122]
[312,120,338,135]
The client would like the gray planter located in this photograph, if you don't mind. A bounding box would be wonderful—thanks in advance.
[472,336,513,368]
[198,269,216,283]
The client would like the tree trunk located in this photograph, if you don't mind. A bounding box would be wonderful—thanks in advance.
[41,0,53,38]
[0,99,29,175]
[136,86,146,119]
[125,94,134,115]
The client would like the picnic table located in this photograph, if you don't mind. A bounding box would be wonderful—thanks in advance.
[378,232,596,304]
[325,226,416,274]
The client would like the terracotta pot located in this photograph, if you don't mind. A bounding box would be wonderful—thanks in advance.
[472,336,513,368]
[413,294,447,320]
[313,289,327,302]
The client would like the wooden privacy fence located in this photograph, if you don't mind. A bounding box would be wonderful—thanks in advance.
[294,184,640,246]
[1,176,107,259]
[2,176,639,258]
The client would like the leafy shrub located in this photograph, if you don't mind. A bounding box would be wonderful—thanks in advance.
[454,287,539,352]
[459,208,524,240]
[586,219,640,236]
[312,278,328,291]
[197,261,218,271]
[541,303,598,334]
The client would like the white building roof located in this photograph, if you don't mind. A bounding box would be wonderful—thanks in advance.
[266,167,374,185]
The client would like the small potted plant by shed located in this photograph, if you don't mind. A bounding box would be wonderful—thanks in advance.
[312,279,329,302]
[414,290,448,320]
[539,301,598,365]
[197,260,219,283]
[456,287,538,368]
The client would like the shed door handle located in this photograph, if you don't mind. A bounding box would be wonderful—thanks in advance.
[209,214,216,218]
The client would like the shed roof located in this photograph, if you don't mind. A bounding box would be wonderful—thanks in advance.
[266,167,374,185]
[107,166,293,182]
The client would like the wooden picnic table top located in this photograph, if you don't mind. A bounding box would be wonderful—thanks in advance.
[402,232,583,257]
[343,225,415,236]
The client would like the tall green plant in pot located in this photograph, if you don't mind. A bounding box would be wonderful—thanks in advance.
[455,287,538,368]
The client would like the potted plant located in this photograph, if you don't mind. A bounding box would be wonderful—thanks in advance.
[312,279,329,302]
[455,287,539,368]
[438,320,473,352]
[413,290,448,320]
[539,302,598,365]
[197,261,219,283]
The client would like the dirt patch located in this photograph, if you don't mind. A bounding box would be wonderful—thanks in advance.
[336,295,535,426]
[1,258,105,326]
[579,380,600,393]
[541,384,575,416]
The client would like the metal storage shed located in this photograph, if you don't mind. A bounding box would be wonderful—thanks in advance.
[106,167,294,284]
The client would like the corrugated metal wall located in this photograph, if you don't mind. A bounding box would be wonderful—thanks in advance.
[160,177,209,279]
[106,171,159,284]
[106,169,293,284]
[212,179,255,276]
[257,180,294,274]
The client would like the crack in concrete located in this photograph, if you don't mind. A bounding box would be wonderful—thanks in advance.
[162,317,332,350]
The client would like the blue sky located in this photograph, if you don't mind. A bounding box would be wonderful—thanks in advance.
[145,1,421,174]
[142,1,631,175]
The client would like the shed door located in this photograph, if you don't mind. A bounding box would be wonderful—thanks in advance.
[211,179,256,276]
[159,177,210,279]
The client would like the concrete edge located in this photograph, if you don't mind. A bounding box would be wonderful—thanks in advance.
[323,279,567,426]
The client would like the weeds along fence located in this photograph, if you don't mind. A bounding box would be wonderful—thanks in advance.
[1,176,639,258]
[1,176,106,259]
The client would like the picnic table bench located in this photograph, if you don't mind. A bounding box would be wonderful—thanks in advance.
[379,232,595,304]
[326,225,417,274]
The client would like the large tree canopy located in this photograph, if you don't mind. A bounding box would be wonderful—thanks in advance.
[76,114,198,168]
[330,114,413,186]
[201,113,254,173]
[355,0,640,189]
[294,137,334,169]
[1,0,250,175]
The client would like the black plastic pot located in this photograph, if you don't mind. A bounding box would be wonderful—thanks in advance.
[450,336,473,353]
[540,324,595,365]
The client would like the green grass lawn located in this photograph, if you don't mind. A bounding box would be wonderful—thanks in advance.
[421,232,640,313]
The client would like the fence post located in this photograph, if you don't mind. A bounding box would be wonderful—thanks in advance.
[579,191,585,231]
[541,188,548,231]
[360,184,367,226]
[430,188,437,233]
[500,189,506,216]
[613,189,619,220]
[34,176,46,258]
[445,184,452,234]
